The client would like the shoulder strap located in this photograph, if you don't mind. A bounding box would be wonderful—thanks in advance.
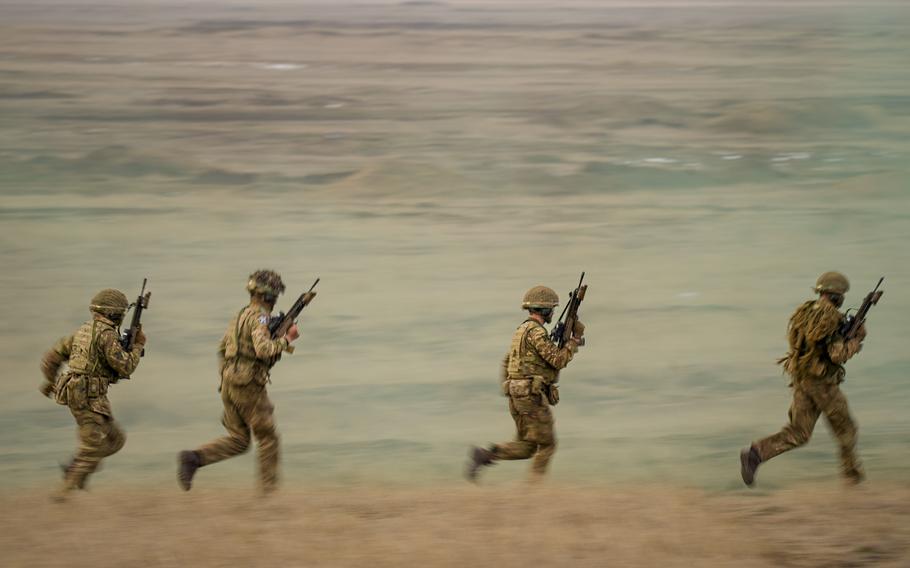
[89,320,102,375]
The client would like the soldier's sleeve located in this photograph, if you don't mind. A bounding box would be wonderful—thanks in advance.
[40,335,73,394]
[97,328,142,376]
[501,352,510,381]
[217,330,228,374]
[828,335,862,365]
[526,325,576,370]
[250,315,291,360]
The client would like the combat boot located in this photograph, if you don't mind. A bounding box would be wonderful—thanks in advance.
[465,446,496,483]
[50,478,80,503]
[59,458,88,490]
[844,467,866,486]
[740,445,762,487]
[177,450,201,491]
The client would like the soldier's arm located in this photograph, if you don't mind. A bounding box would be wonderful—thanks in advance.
[217,331,228,374]
[828,334,863,364]
[98,328,143,376]
[39,335,73,396]
[251,315,291,360]
[526,326,577,370]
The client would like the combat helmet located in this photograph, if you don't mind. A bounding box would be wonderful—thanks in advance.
[814,271,850,295]
[246,269,286,298]
[522,285,559,310]
[90,289,129,319]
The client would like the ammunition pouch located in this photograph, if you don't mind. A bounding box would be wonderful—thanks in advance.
[54,372,73,406]
[506,376,558,405]
[86,376,109,398]
[507,378,533,398]
[55,373,109,409]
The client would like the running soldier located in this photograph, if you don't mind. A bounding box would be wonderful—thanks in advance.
[177,270,302,493]
[466,285,584,482]
[742,271,868,486]
[39,288,146,501]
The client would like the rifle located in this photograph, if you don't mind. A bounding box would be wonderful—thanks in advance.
[120,278,150,354]
[269,278,319,340]
[841,277,884,340]
[550,272,587,348]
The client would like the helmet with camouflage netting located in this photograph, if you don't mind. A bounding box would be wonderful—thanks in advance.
[90,288,129,318]
[522,285,559,310]
[246,269,286,298]
[814,271,850,295]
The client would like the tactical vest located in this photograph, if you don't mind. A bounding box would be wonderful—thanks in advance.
[67,319,119,380]
[507,320,558,384]
[223,305,274,371]
[54,319,118,411]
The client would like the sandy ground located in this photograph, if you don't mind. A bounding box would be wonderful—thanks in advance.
[2,482,909,568]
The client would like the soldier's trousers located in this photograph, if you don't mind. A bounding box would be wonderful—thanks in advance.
[491,395,557,477]
[196,380,280,490]
[754,379,863,479]
[65,407,126,489]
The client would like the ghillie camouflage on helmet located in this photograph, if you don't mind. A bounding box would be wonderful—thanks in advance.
[814,271,850,295]
[522,286,559,310]
[89,289,129,318]
[246,269,286,297]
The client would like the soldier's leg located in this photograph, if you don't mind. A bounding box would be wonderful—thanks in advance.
[246,388,280,492]
[195,385,252,466]
[63,409,125,493]
[490,403,537,461]
[819,385,864,482]
[753,387,821,462]
[528,405,557,478]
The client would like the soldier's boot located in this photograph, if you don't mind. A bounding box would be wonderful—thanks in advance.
[50,472,82,503]
[59,458,88,490]
[740,445,762,487]
[844,466,866,486]
[177,450,202,491]
[50,484,76,503]
[465,446,496,483]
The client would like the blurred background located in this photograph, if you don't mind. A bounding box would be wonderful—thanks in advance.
[1,0,908,496]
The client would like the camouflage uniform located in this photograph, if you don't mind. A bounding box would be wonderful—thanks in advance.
[753,296,865,481]
[192,302,292,491]
[491,319,577,477]
[40,303,144,495]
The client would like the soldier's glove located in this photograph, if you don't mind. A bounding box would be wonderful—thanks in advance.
[572,319,585,338]
[40,381,56,398]
[134,326,147,347]
[855,323,867,342]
